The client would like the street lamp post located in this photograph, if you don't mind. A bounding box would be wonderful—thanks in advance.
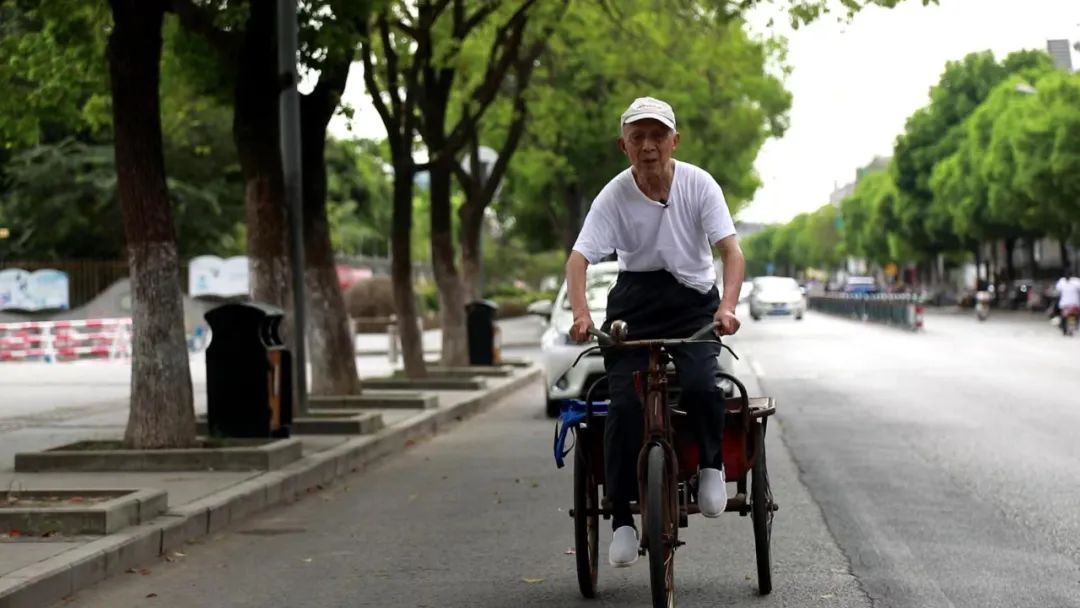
[276,0,308,416]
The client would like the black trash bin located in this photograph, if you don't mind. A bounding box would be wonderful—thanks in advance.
[465,299,499,365]
[204,302,293,438]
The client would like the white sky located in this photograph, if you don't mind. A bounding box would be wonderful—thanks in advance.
[327,0,1080,225]
[740,0,1080,223]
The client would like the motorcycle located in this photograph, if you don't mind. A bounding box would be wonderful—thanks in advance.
[975,290,993,322]
[1062,305,1080,337]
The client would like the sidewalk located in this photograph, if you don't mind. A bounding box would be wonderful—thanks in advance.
[0,359,541,608]
[354,316,543,355]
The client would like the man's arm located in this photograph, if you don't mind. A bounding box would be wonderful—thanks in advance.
[565,251,593,342]
[713,235,745,335]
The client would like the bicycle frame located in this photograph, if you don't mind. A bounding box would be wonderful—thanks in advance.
[635,341,681,554]
[585,321,725,553]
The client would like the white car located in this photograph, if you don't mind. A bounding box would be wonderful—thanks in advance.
[530,262,736,418]
[749,276,806,321]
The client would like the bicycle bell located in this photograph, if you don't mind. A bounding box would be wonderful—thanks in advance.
[610,320,628,342]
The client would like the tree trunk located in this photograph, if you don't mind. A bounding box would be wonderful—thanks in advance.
[429,158,469,366]
[1004,238,1016,285]
[108,0,195,449]
[990,240,999,287]
[234,1,290,309]
[1025,237,1037,279]
[459,201,484,301]
[973,246,983,289]
[1061,241,1071,276]
[299,85,362,396]
[391,156,427,378]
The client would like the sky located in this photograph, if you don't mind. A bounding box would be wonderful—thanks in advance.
[738,0,1079,224]
[325,0,1080,225]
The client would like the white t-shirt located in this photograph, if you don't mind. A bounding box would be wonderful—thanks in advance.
[572,160,736,294]
[1060,278,1080,308]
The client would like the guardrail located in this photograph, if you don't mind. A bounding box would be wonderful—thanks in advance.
[808,294,924,332]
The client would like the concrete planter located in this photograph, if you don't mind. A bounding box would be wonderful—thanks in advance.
[196,412,385,436]
[362,377,487,391]
[497,358,532,368]
[0,489,166,536]
[14,439,303,473]
[309,393,438,410]
[394,366,515,378]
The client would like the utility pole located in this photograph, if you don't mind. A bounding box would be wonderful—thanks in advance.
[277,0,308,416]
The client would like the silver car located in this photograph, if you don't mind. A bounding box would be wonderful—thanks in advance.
[530,262,737,418]
[749,276,806,321]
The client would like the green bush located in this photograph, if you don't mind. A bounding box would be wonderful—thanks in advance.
[416,280,440,313]
[345,276,395,318]
[489,288,559,318]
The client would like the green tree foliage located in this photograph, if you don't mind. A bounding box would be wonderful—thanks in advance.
[500,0,792,251]
[741,227,776,277]
[992,70,1080,244]
[891,49,1052,259]
[324,138,393,256]
[0,7,247,260]
[0,0,110,149]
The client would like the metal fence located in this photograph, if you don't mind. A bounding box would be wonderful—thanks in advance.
[808,294,924,331]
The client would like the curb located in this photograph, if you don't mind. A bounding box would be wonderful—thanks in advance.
[0,366,542,608]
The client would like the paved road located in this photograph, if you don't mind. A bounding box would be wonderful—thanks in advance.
[48,309,1080,607]
[59,342,867,607]
[742,308,1080,608]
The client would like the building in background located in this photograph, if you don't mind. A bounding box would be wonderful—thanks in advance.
[1047,39,1074,71]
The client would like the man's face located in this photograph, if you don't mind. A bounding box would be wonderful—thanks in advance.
[618,119,679,176]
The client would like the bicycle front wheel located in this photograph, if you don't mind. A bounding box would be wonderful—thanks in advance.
[646,444,675,608]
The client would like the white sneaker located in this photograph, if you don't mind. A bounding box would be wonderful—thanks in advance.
[608,526,639,567]
[698,467,727,518]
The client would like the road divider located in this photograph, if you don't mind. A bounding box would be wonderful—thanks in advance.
[808,294,924,332]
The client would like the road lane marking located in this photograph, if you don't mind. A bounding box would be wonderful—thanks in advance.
[750,359,766,378]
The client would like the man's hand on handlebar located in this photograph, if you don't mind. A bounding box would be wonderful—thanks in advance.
[714,307,740,336]
[569,312,594,344]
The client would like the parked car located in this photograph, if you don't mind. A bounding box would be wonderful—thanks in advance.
[749,276,806,321]
[530,262,737,418]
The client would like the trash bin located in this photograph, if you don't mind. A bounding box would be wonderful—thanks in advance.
[465,299,499,365]
[204,302,293,438]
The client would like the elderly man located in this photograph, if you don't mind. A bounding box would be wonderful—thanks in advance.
[565,96,746,567]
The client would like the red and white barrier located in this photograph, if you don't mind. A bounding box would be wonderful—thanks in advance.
[0,318,132,362]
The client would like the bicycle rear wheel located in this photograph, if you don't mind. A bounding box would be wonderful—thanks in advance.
[646,444,675,608]
[574,439,599,598]
[751,420,773,594]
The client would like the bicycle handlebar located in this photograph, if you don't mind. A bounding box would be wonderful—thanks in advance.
[571,321,736,370]
[589,320,719,346]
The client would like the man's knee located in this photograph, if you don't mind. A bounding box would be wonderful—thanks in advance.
[679,367,719,394]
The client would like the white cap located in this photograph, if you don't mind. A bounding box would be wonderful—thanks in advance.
[620,96,676,131]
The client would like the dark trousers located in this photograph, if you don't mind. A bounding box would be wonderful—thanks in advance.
[601,270,726,529]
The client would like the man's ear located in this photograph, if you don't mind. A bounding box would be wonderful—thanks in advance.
[672,132,681,150]
[617,136,628,156]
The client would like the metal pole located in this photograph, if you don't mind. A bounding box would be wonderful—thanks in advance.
[277,0,308,416]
